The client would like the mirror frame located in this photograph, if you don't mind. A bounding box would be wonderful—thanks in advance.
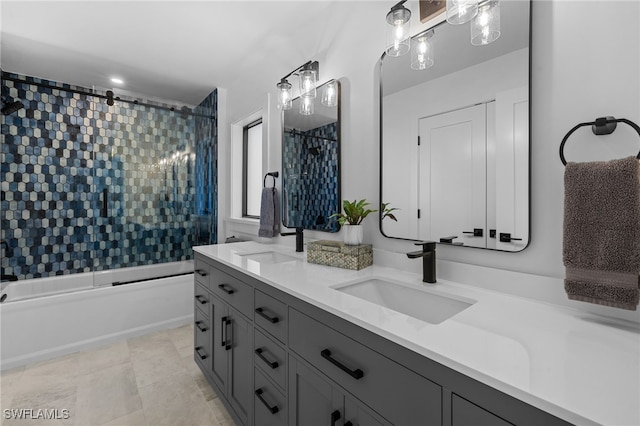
[378,3,532,251]
[281,80,342,232]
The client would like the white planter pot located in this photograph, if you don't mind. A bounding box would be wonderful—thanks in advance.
[343,224,363,245]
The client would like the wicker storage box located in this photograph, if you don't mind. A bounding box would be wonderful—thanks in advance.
[307,240,373,270]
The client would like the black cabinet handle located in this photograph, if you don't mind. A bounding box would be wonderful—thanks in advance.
[195,295,207,304]
[330,410,341,426]
[499,233,523,243]
[255,307,279,324]
[255,348,279,369]
[218,284,235,294]
[195,269,207,277]
[101,188,108,218]
[321,349,364,380]
[463,228,484,237]
[224,317,232,351]
[195,346,207,360]
[221,316,228,347]
[195,321,208,332]
[255,388,279,414]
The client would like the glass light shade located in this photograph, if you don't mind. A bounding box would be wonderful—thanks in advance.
[411,32,434,70]
[321,80,338,107]
[471,0,501,46]
[299,96,314,115]
[277,80,292,110]
[299,69,317,99]
[446,0,478,25]
[385,7,411,57]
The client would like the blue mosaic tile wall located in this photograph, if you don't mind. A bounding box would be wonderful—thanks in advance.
[1,72,217,280]
[283,122,339,232]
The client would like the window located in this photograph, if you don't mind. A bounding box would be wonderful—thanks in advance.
[243,119,263,218]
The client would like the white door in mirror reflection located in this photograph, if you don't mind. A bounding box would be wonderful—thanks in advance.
[418,88,528,250]
[495,86,529,251]
[419,104,487,248]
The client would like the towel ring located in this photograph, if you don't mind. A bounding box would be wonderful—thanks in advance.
[559,117,640,165]
[263,171,279,188]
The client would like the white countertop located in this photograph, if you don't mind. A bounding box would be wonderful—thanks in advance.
[194,242,640,426]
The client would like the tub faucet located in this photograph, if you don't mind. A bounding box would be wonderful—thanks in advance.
[406,241,436,283]
[281,227,304,252]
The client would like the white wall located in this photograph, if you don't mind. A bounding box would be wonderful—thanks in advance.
[221,1,640,320]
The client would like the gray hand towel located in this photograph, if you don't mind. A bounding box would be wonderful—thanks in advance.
[258,187,280,238]
[563,156,640,310]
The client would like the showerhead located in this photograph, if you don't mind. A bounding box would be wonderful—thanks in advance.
[309,146,321,156]
[1,99,24,115]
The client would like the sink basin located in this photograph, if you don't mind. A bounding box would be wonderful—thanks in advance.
[237,251,300,264]
[333,278,475,324]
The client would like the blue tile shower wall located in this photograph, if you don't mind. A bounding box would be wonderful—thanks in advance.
[0,72,217,280]
[283,122,339,232]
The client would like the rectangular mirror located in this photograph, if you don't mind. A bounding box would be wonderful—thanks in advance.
[380,1,530,251]
[282,80,341,232]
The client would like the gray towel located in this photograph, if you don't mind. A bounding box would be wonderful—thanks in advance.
[563,156,640,310]
[258,187,280,238]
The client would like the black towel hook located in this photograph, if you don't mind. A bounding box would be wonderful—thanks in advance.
[263,171,279,188]
[559,116,640,165]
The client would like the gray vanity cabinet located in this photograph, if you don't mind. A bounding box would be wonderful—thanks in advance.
[288,356,391,426]
[193,255,253,426]
[194,253,573,426]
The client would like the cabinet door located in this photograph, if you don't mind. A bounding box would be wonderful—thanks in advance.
[344,397,391,426]
[228,308,252,426]
[289,357,342,426]
[210,294,228,392]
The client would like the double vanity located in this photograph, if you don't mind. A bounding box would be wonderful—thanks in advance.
[192,242,638,426]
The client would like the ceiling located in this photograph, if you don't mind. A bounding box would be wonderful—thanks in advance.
[1,1,371,106]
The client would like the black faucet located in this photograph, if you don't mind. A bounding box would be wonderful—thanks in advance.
[281,227,304,252]
[406,241,436,283]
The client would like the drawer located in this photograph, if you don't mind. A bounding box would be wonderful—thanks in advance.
[210,267,253,318]
[254,290,287,343]
[194,308,211,372]
[194,281,211,316]
[254,368,287,426]
[289,308,442,426]
[194,255,211,285]
[452,394,514,426]
[254,328,287,391]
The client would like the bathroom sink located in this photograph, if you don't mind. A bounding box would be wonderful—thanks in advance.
[237,251,300,264]
[333,278,475,324]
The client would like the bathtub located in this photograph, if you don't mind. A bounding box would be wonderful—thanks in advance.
[0,261,194,371]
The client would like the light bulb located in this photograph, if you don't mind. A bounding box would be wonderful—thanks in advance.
[276,80,292,110]
[299,96,314,115]
[411,31,434,70]
[321,80,338,107]
[471,0,500,46]
[446,0,478,25]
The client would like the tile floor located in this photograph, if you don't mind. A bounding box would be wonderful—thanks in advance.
[0,324,235,426]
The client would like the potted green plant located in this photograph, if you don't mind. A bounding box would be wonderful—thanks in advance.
[330,200,398,245]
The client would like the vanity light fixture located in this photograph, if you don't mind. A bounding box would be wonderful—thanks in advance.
[276,60,320,114]
[387,0,502,72]
[110,77,124,85]
[386,0,412,57]
[411,30,435,70]
[471,0,500,45]
[321,79,338,107]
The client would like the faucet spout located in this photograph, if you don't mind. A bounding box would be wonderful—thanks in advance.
[280,227,304,252]
[406,241,436,283]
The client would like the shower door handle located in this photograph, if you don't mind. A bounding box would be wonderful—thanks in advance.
[100,188,108,218]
